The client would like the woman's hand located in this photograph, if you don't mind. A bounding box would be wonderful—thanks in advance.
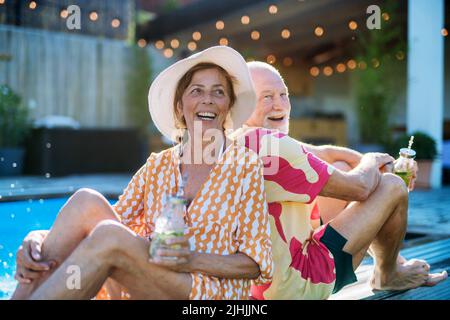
[408,160,419,191]
[149,236,194,273]
[15,230,56,283]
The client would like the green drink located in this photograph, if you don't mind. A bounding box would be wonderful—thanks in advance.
[395,171,412,186]
[149,195,187,260]
[394,136,416,189]
[149,230,185,259]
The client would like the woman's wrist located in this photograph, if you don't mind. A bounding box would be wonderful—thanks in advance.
[186,251,201,273]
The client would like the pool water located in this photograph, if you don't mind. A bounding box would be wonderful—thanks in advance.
[0,197,115,299]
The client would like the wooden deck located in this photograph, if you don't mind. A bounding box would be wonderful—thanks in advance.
[330,238,450,300]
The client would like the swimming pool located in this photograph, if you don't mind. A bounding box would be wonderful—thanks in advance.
[0,197,116,299]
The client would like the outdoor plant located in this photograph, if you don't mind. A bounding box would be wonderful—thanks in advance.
[0,84,31,148]
[355,1,405,146]
[388,131,438,160]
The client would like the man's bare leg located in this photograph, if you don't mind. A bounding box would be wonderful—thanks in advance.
[11,188,120,299]
[329,173,447,290]
[317,161,351,225]
[318,161,435,277]
[30,220,192,300]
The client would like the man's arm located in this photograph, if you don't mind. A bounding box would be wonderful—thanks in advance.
[319,153,394,202]
[303,143,362,168]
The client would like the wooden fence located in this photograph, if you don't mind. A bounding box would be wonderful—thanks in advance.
[0,24,171,128]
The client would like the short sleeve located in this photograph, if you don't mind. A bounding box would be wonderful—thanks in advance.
[245,128,334,204]
[235,151,273,285]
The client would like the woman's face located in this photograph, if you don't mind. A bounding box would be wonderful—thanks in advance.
[178,68,231,137]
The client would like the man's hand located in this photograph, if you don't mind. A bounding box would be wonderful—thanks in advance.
[149,236,193,273]
[387,159,418,191]
[15,230,55,284]
[362,152,396,170]
[407,160,418,191]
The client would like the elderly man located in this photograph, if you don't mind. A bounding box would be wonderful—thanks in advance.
[13,59,447,300]
[234,61,446,299]
[237,62,447,299]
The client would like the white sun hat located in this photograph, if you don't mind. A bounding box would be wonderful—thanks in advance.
[148,46,256,141]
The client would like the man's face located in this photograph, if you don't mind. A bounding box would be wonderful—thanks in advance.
[246,68,291,134]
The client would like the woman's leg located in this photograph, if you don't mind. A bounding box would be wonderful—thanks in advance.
[30,220,192,300]
[12,188,120,299]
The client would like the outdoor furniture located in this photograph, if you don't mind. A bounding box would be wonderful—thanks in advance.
[24,128,144,176]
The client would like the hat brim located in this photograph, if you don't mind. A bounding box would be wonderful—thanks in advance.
[148,46,256,142]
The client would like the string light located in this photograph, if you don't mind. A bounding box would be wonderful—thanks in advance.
[251,30,260,40]
[170,39,180,49]
[60,9,68,19]
[371,58,380,68]
[268,5,278,14]
[187,41,197,51]
[89,11,98,21]
[310,67,320,77]
[358,61,367,70]
[323,66,333,76]
[266,54,276,64]
[137,39,147,48]
[216,20,224,30]
[219,37,228,46]
[192,31,202,41]
[396,51,405,60]
[382,13,390,21]
[111,18,120,28]
[283,57,293,67]
[281,29,291,39]
[29,1,37,10]
[0,0,5,5]
[348,21,358,30]
[314,26,324,37]
[336,63,346,73]
[441,28,448,37]
[241,15,250,25]
[155,40,164,50]
[347,59,357,69]
[163,48,174,58]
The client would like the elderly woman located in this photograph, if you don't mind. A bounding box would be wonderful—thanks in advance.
[11,46,272,300]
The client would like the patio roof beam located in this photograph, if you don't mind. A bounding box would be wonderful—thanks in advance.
[138,0,264,41]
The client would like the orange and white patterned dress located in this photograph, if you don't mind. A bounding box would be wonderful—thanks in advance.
[98,141,272,300]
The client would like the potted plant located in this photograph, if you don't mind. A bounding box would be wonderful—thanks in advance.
[354,1,405,152]
[0,84,31,176]
[388,131,438,188]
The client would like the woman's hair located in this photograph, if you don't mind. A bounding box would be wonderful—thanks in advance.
[173,62,237,129]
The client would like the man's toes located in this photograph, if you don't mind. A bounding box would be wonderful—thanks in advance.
[424,271,448,287]
[406,259,430,271]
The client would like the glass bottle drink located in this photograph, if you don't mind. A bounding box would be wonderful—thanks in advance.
[149,194,187,260]
[394,148,416,187]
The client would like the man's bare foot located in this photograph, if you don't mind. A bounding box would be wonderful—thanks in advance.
[424,270,448,286]
[370,258,446,291]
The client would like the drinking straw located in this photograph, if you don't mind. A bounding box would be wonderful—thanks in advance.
[408,136,414,150]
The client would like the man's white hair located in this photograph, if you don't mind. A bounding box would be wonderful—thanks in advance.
[247,61,289,96]
[247,61,286,84]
